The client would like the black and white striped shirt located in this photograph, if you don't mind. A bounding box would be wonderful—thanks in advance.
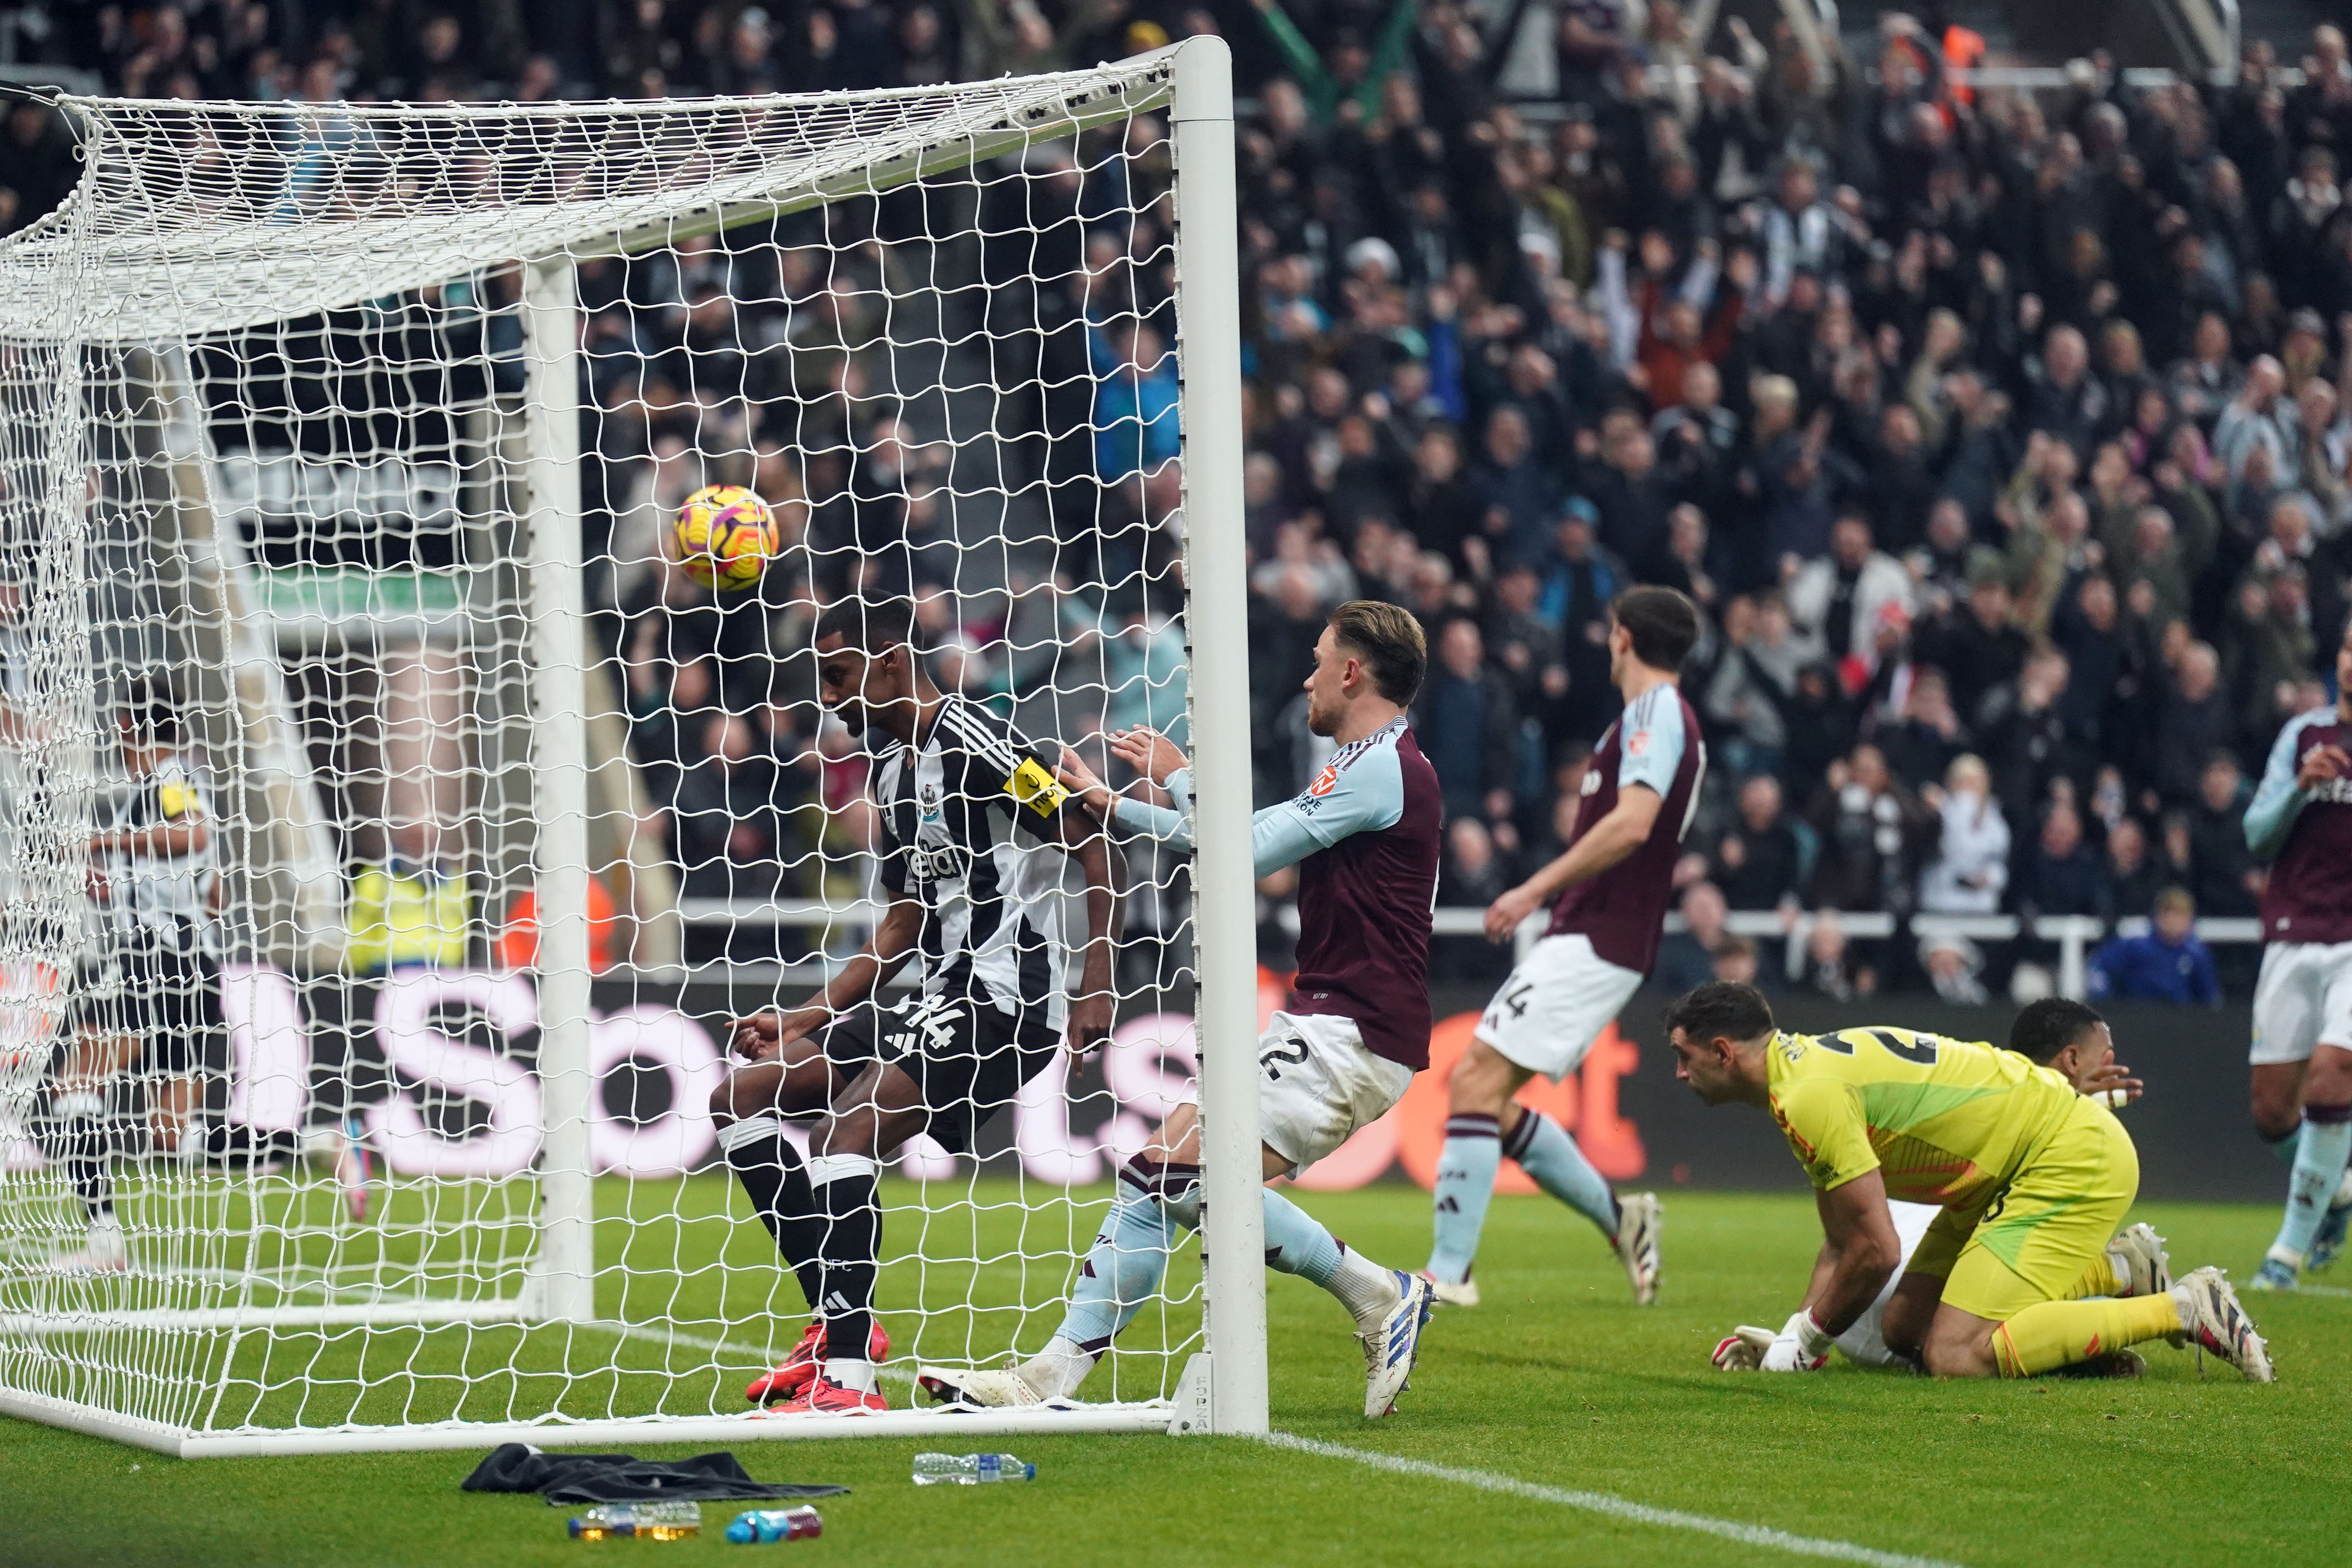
[873,695,1080,1030]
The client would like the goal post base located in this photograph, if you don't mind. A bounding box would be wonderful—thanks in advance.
[0,1387,1190,1458]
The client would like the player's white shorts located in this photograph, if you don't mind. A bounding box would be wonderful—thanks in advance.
[1835,1201,1941,1368]
[1247,1010,1414,1178]
[2250,941,2352,1066]
[1475,933,1646,1081]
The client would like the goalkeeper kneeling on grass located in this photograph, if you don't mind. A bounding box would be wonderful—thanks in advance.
[1664,982,2274,1382]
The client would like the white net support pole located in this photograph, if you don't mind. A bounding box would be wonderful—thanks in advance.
[521,253,597,1326]
[1169,35,1268,1438]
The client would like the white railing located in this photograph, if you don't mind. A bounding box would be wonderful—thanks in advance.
[681,897,2268,1001]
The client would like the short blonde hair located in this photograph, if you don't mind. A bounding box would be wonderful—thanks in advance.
[1328,600,1428,704]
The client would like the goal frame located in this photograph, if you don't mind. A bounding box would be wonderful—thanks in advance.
[0,35,1264,1456]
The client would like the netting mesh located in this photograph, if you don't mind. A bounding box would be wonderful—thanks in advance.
[0,50,1216,1443]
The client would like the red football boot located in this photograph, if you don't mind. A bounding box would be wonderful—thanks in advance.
[778,1371,889,1416]
[744,1320,891,1406]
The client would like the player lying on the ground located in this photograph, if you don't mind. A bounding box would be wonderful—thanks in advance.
[1665,982,2272,1381]
[2241,613,2352,1292]
[47,690,367,1272]
[707,597,1116,1414]
[919,600,1443,1418]
[1714,997,2158,1372]
[1424,586,1702,1310]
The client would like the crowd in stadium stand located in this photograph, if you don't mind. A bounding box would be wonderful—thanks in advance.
[9,3,2352,996]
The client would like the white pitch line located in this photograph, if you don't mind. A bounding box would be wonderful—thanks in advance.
[2296,1283,2352,1299]
[1263,1431,1968,1568]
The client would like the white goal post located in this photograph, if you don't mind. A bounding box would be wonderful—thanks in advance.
[0,37,1262,1456]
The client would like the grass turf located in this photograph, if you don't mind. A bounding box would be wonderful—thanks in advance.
[2,1184,2346,1568]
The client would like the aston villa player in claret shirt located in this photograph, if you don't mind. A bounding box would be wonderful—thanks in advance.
[2244,613,2352,1292]
[1422,586,1703,1312]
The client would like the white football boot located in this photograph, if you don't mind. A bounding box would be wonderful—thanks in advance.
[1419,1269,1479,1308]
[917,1365,1050,1409]
[2172,1267,2274,1383]
[51,1217,127,1274]
[2106,1222,2171,1297]
[1615,1192,1663,1305]
[1359,1270,1433,1417]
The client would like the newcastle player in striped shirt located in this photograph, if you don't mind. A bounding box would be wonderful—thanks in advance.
[920,600,1444,1418]
[708,598,1118,1414]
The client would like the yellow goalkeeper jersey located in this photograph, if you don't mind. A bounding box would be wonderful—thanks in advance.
[1765,1025,2083,1209]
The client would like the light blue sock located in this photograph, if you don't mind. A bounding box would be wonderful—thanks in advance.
[1262,1187,1341,1285]
[2273,1111,2352,1262]
[1427,1115,1501,1284]
[1053,1161,1183,1354]
[2270,1122,2304,1167]
[1506,1109,1620,1238]
[1264,1187,1398,1325]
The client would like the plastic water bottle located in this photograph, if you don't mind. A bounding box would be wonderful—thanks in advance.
[567,1500,702,1540]
[912,1452,1036,1485]
[723,1506,824,1543]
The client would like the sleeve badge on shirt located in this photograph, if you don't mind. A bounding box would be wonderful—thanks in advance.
[1003,757,1070,817]
[1625,731,1650,757]
[1307,764,1339,797]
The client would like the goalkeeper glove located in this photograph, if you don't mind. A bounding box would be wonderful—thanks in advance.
[1758,1309,1833,1372]
[1710,1325,1777,1371]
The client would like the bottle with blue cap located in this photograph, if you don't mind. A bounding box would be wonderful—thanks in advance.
[723,1505,823,1543]
[912,1452,1036,1485]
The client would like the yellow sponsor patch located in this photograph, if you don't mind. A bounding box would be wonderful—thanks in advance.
[1004,756,1070,817]
[158,783,192,820]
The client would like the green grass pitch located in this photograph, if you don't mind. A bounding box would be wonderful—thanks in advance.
[3,1182,2347,1568]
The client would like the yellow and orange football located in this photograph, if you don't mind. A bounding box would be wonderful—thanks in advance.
[673,484,780,592]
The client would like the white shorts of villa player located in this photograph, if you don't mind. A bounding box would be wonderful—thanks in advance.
[1475,932,1647,1081]
[1182,1009,1414,1179]
[2249,941,2352,1066]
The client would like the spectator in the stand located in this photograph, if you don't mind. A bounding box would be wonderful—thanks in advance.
[2016,801,2104,918]
[2188,751,2263,917]
[1796,909,1875,1001]
[2155,642,2236,807]
[2087,886,2222,1006]
[1805,743,1930,913]
[1712,933,1763,987]
[1785,515,1912,678]
[1434,817,1514,984]
[2100,815,2168,924]
[1919,931,1991,1006]
[1413,617,1518,825]
[1654,880,1730,994]
[1918,754,2009,915]
[1473,405,1558,570]
[1876,665,1965,787]
[1708,772,1810,911]
[1912,551,2029,726]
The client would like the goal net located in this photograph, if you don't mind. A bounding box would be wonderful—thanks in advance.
[0,38,1263,1456]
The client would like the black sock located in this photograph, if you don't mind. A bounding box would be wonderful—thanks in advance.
[54,1091,113,1224]
[813,1161,881,1368]
[198,1123,301,1167]
[719,1117,825,1310]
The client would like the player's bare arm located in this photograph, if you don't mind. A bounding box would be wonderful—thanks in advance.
[1801,1173,1903,1336]
[727,895,924,1061]
[1049,801,1119,1057]
[1483,784,1663,942]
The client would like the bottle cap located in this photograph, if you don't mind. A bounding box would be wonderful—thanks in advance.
[1023,1462,1037,1479]
[723,1521,755,1543]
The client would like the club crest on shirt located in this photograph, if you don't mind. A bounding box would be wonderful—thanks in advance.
[1625,730,1649,757]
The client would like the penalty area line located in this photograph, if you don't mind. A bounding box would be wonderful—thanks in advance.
[1263,1431,1967,1568]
